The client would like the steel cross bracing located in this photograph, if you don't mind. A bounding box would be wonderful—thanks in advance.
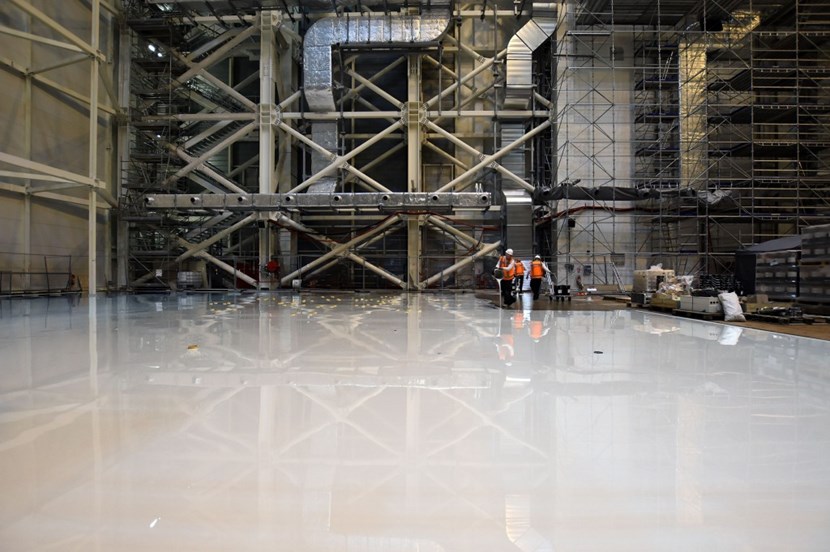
[123,2,552,291]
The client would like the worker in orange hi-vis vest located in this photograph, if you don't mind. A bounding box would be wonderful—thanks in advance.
[529,255,551,301]
[496,249,517,307]
[513,257,526,296]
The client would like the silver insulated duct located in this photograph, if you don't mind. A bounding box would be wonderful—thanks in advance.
[302,3,451,192]
[501,124,533,258]
[504,3,556,110]
[303,4,452,112]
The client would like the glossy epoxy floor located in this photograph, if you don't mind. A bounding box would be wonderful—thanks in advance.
[2,292,830,551]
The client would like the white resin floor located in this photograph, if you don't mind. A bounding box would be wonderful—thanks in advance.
[2,292,830,551]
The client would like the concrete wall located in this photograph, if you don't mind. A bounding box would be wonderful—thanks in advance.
[0,1,119,292]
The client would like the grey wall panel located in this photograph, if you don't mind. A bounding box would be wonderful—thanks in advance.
[0,2,118,291]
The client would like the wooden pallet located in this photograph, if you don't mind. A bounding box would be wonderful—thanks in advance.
[648,304,677,313]
[745,313,806,325]
[672,308,724,321]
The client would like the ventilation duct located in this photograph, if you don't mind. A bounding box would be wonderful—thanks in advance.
[499,4,556,255]
[504,3,556,110]
[309,122,339,193]
[501,124,533,258]
[303,3,452,112]
[302,3,451,192]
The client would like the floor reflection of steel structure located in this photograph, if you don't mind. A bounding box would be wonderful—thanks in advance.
[2,293,830,550]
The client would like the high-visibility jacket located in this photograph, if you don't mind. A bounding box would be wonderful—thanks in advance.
[515,260,525,278]
[529,320,544,340]
[498,256,515,280]
[530,259,545,279]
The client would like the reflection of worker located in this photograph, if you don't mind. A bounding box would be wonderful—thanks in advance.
[528,320,550,341]
[513,312,526,332]
[497,249,517,307]
[496,333,515,364]
[529,255,551,300]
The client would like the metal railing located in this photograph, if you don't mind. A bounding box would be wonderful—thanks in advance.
[0,253,79,296]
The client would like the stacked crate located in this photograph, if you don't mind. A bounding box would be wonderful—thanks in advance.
[799,224,830,304]
[754,250,800,301]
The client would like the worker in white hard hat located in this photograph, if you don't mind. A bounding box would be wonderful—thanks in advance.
[496,248,517,307]
[529,254,551,300]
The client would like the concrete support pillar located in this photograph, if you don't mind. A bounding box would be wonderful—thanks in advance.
[87,0,100,296]
[116,22,131,289]
[23,60,32,288]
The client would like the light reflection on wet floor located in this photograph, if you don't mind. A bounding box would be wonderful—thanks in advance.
[1,292,830,551]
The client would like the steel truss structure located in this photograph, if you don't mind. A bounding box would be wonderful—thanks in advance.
[121,0,554,291]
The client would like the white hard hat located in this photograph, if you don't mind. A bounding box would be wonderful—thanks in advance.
[534,255,541,259]
[505,248,513,255]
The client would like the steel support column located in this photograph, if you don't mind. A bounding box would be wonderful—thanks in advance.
[407,55,423,289]
[259,11,278,289]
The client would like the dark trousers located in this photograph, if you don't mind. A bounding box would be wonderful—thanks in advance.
[499,278,515,306]
[530,278,542,300]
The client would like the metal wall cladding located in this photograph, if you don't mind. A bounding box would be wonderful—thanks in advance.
[303,9,451,112]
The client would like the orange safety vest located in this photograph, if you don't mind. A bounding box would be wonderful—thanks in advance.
[498,256,515,280]
[513,313,525,330]
[530,259,545,279]
[515,260,525,277]
[529,320,545,340]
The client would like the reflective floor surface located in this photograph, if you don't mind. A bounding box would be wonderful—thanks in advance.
[2,292,830,551]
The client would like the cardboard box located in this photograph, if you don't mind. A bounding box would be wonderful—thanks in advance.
[633,269,676,293]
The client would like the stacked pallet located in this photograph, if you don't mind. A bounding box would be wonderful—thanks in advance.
[754,250,800,301]
[800,224,830,304]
